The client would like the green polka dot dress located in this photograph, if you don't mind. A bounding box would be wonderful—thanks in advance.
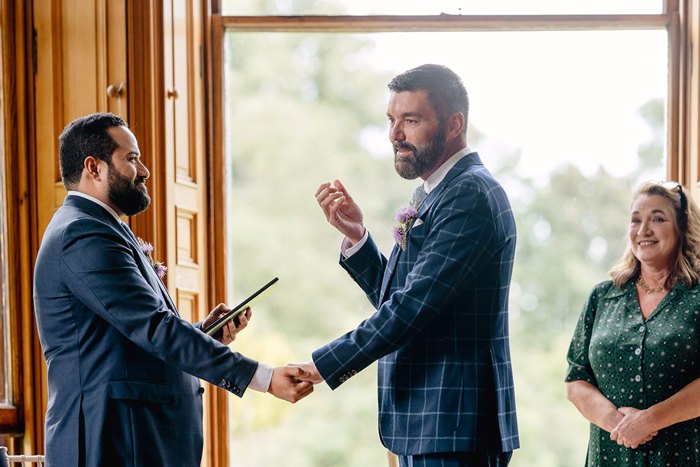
[566,279,700,466]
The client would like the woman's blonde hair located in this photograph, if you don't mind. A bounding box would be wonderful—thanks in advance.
[609,182,700,289]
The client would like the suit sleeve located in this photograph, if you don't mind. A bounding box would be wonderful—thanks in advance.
[314,182,503,389]
[339,233,389,309]
[60,219,258,396]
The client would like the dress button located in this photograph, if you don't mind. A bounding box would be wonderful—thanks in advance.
[635,375,642,382]
[639,326,646,332]
[635,348,642,355]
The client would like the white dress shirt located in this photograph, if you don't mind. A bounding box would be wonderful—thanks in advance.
[66,191,273,392]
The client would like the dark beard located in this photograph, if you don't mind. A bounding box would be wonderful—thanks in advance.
[393,125,446,180]
[107,165,150,216]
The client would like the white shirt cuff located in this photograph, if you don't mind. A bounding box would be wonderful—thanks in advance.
[341,230,369,258]
[247,362,274,392]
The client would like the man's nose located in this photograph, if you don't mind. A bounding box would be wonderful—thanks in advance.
[138,160,150,179]
[390,122,405,142]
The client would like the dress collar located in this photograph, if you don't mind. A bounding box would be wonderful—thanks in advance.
[66,191,123,223]
[423,146,472,194]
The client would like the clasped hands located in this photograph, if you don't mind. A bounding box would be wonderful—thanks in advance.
[268,362,324,404]
[201,305,324,404]
[609,407,658,449]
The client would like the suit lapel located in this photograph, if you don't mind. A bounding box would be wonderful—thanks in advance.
[379,243,401,304]
[378,153,483,303]
[62,196,179,316]
[415,152,482,220]
[119,222,180,316]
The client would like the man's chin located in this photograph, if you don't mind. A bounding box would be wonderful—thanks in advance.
[394,161,420,180]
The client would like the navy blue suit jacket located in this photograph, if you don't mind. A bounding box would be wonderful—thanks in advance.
[33,195,258,466]
[312,153,519,455]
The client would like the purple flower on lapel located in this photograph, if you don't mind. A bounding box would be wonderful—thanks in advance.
[136,237,167,279]
[154,264,168,279]
[393,206,419,251]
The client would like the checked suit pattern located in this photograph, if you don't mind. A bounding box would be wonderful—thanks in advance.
[312,152,519,456]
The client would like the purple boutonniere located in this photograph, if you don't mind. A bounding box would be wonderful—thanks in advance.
[392,205,419,251]
[136,237,167,279]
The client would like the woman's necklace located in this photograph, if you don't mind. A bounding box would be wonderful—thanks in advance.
[636,276,665,294]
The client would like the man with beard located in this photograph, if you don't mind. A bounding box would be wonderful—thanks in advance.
[301,65,519,466]
[33,113,313,466]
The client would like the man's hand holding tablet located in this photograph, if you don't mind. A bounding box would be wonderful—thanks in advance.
[201,277,279,337]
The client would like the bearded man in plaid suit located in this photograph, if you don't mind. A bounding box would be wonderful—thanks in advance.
[299,64,519,466]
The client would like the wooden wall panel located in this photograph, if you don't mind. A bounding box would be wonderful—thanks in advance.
[31,0,127,455]
[2,0,225,462]
[34,0,127,233]
[176,288,199,319]
[176,206,198,265]
[163,1,223,466]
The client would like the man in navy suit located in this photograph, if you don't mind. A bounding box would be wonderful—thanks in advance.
[301,65,519,466]
[33,113,313,466]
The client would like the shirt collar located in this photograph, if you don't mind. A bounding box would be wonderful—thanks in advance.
[67,191,123,223]
[423,146,472,194]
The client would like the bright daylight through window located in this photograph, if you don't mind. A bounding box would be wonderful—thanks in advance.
[221,5,666,466]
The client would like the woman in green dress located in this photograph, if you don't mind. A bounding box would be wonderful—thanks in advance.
[566,182,700,466]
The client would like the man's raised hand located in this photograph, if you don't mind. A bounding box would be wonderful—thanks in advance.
[315,180,365,245]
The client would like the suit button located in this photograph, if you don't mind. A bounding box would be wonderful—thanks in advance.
[220,379,227,386]
[233,387,240,395]
[198,387,205,395]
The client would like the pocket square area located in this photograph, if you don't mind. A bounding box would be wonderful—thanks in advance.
[413,219,424,228]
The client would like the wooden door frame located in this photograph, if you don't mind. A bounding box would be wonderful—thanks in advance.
[0,0,44,455]
[128,1,228,466]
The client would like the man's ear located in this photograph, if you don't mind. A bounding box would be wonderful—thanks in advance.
[83,156,102,181]
[445,112,465,140]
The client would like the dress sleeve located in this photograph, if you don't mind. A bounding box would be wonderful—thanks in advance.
[565,284,602,385]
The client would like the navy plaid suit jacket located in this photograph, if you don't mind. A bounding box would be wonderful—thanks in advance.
[312,153,519,455]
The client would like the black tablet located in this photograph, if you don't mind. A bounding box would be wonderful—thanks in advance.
[202,277,279,336]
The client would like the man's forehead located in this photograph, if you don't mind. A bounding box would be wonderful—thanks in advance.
[108,125,140,155]
[387,89,432,113]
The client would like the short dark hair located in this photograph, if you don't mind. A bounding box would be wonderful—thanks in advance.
[59,112,127,189]
[388,64,469,134]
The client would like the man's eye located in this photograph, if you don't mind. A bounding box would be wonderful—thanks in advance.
[631,218,640,223]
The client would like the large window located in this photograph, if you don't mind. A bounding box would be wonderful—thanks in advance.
[220,6,669,467]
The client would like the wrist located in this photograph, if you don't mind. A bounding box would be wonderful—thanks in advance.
[602,408,624,432]
[348,227,366,246]
[642,406,663,432]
